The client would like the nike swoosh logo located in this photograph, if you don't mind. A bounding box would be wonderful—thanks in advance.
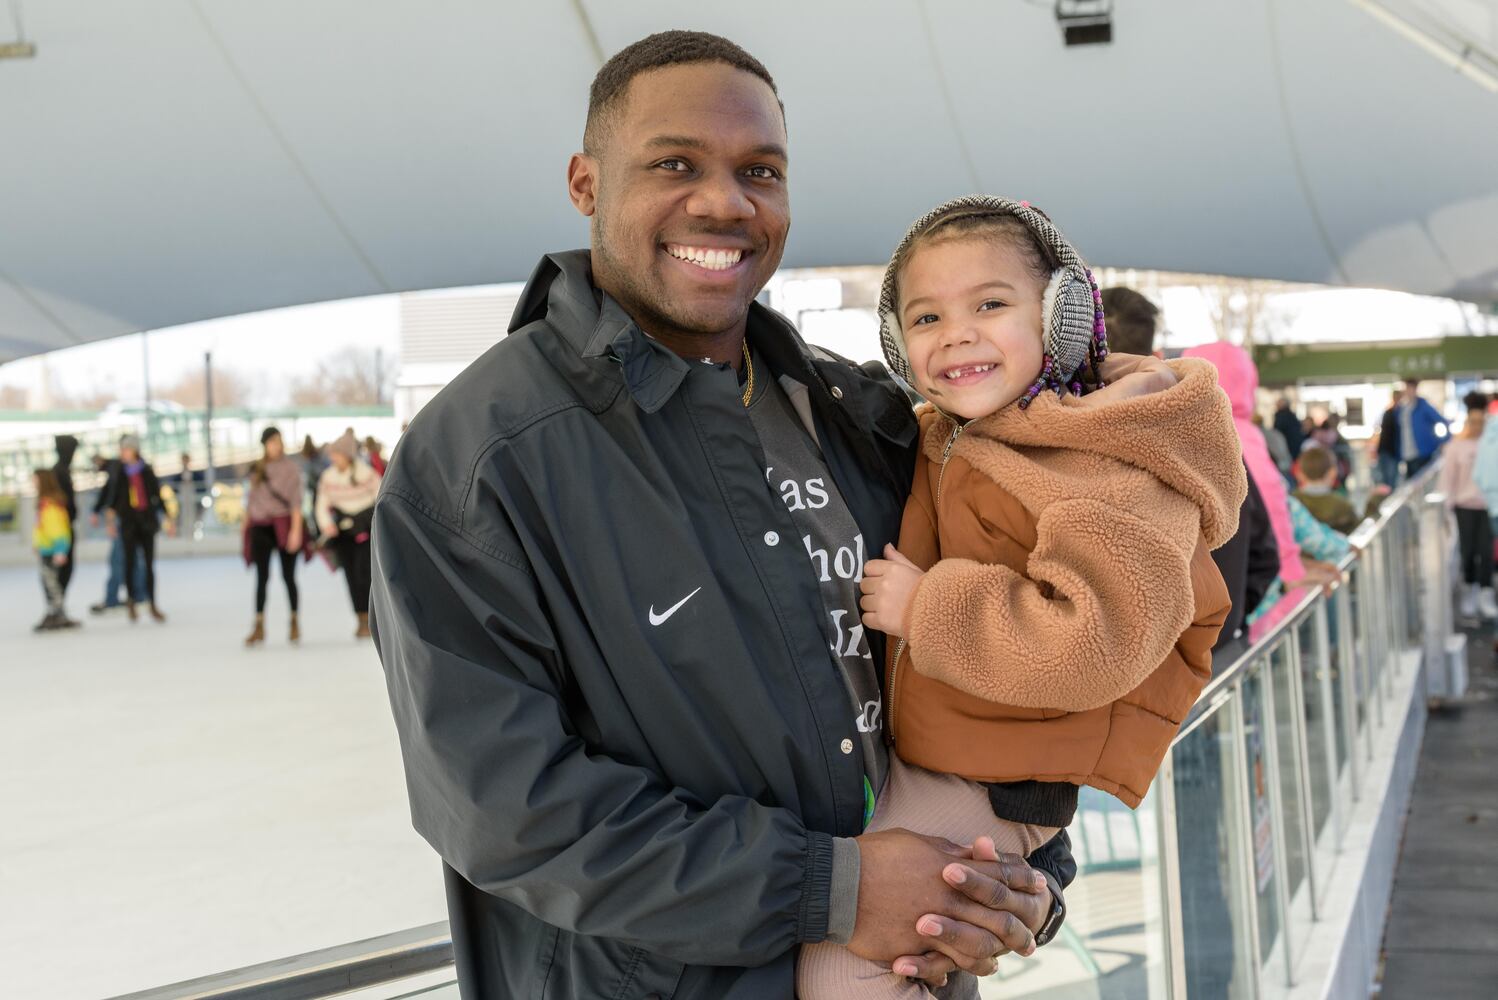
[648,587,703,627]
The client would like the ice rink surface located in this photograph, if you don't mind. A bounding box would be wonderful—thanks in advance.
[0,554,446,999]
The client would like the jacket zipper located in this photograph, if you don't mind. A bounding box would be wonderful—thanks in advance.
[935,423,963,509]
[888,422,963,747]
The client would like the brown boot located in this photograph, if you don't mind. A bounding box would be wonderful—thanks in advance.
[355,612,371,639]
[126,599,138,623]
[289,613,301,644]
[149,603,167,623]
[245,614,265,647]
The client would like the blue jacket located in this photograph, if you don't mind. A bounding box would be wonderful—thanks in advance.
[1403,397,1448,459]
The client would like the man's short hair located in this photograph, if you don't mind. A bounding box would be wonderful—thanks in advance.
[584,30,782,155]
[1298,446,1335,481]
[1100,287,1161,356]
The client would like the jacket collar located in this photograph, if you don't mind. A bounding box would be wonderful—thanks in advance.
[509,249,836,416]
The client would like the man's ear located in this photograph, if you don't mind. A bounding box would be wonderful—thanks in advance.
[568,153,599,217]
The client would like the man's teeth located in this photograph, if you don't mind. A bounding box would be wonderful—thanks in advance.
[943,364,996,380]
[666,245,745,271]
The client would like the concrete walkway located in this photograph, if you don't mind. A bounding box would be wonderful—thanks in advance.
[1380,622,1498,995]
[0,556,446,1000]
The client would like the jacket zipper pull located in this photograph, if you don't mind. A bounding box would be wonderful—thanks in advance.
[941,424,963,461]
[936,424,963,509]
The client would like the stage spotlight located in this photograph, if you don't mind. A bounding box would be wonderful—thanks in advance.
[1056,0,1114,47]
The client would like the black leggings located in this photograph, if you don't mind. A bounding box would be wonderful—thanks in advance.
[120,516,157,602]
[58,525,75,594]
[335,535,371,614]
[251,524,300,613]
[1455,508,1493,586]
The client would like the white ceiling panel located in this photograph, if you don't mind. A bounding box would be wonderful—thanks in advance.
[1,0,1495,363]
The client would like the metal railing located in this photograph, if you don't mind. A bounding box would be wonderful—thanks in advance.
[107,924,453,1000]
[120,464,1449,1000]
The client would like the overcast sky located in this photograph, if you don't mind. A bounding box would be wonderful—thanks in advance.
[0,295,400,407]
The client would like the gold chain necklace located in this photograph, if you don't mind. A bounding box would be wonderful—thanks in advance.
[741,342,754,407]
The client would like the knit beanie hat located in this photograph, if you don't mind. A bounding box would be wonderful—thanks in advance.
[877,195,1108,408]
[329,430,359,461]
[119,433,141,452]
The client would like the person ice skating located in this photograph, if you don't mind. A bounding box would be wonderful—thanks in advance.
[243,426,307,645]
[32,469,81,632]
[315,430,380,638]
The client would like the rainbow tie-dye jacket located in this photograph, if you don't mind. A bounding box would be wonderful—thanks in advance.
[33,498,72,557]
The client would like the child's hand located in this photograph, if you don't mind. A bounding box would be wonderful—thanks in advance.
[860,545,925,638]
[1079,353,1177,408]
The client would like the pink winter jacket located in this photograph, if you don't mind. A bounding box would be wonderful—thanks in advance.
[1182,342,1300,583]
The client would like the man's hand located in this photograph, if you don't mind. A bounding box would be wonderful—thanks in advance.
[890,836,1052,981]
[850,829,1053,979]
[1078,352,1178,409]
[860,545,925,639]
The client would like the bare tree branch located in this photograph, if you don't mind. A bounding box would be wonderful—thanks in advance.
[289,348,390,406]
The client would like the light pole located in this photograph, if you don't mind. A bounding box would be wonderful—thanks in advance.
[200,351,217,536]
[141,331,152,455]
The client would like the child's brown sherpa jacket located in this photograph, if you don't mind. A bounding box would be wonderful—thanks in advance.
[889,357,1247,807]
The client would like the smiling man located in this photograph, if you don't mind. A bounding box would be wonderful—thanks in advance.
[371,31,1074,999]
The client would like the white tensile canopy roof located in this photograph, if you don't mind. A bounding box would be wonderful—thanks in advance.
[2,0,1497,363]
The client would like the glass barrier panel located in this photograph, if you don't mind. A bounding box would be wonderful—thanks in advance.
[1241,665,1289,996]
[1346,561,1372,756]
[1295,609,1338,861]
[1381,523,1402,697]
[1401,507,1424,651]
[1331,581,1362,821]
[1323,589,1351,780]
[1266,640,1310,903]
[1354,553,1384,727]
[1172,701,1257,1000]
[1358,549,1388,730]
[988,785,1168,999]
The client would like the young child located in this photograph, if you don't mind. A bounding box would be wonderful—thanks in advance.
[33,468,79,632]
[797,197,1246,999]
[1292,446,1360,535]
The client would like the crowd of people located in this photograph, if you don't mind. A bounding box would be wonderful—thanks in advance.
[29,427,387,638]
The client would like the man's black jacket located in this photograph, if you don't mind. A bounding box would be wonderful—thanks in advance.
[370,251,1075,999]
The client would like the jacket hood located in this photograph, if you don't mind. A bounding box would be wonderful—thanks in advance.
[1179,342,1302,582]
[1182,342,1256,421]
[54,434,79,464]
[943,357,1247,548]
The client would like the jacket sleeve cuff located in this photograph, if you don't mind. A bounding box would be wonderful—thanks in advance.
[824,836,862,945]
[1037,868,1068,945]
[796,830,837,944]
